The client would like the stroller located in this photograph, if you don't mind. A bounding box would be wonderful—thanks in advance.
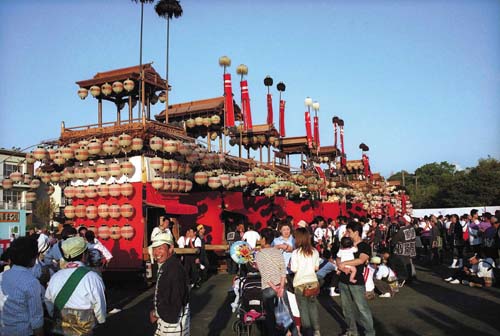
[232,272,266,336]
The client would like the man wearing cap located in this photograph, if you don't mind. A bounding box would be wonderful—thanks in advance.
[149,232,190,335]
[390,215,416,286]
[45,236,106,336]
[371,256,398,298]
[43,225,77,271]
[193,224,209,286]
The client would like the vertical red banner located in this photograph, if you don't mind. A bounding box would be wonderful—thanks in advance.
[224,73,235,127]
[279,100,286,137]
[266,94,273,125]
[305,111,313,149]
[340,125,346,166]
[313,116,320,148]
[333,123,338,148]
[240,80,252,130]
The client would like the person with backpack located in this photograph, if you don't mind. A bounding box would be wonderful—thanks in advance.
[444,254,496,288]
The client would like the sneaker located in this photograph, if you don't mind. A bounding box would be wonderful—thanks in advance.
[461,280,469,286]
[108,308,122,315]
[330,287,340,296]
[398,280,406,288]
[449,279,460,284]
[379,293,392,298]
[444,277,453,282]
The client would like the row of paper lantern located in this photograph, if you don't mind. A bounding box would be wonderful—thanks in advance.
[149,158,192,174]
[64,203,135,219]
[64,183,134,199]
[1,174,39,189]
[185,115,221,128]
[229,135,279,148]
[149,137,197,155]
[77,79,138,99]
[151,178,193,193]
[34,162,136,184]
[85,224,135,240]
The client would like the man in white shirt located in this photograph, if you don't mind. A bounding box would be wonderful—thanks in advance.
[85,230,113,265]
[45,237,106,335]
[371,256,397,298]
[445,254,496,288]
[242,224,261,249]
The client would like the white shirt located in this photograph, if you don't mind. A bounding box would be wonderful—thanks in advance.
[336,225,347,240]
[242,230,261,249]
[290,249,320,287]
[364,264,376,292]
[88,239,113,262]
[473,258,495,279]
[151,227,171,242]
[337,246,357,262]
[313,227,326,243]
[375,264,396,281]
[45,262,106,324]
[362,223,371,240]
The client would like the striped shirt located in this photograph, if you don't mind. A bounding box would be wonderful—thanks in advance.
[255,248,287,289]
[0,265,44,336]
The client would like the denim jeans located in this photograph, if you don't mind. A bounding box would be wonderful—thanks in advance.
[262,288,298,336]
[294,287,320,334]
[339,282,375,336]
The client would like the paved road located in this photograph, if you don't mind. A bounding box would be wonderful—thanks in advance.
[96,263,500,336]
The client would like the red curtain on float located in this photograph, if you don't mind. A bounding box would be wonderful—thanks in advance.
[224,73,235,127]
[313,116,320,148]
[266,94,273,125]
[305,112,313,149]
[240,80,253,130]
[279,100,286,137]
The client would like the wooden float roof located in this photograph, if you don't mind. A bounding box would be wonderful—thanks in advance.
[76,63,166,92]
[155,97,242,122]
[278,136,312,155]
[235,124,279,137]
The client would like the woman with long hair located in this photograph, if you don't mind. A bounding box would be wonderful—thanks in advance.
[290,228,320,336]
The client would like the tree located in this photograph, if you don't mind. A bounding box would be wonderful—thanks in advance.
[155,0,183,123]
[32,197,57,230]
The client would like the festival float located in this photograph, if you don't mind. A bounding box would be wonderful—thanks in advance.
[0,13,411,275]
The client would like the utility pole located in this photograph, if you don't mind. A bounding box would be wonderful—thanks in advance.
[402,170,405,187]
[415,175,418,194]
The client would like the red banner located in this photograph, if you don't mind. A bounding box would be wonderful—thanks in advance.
[305,111,313,149]
[240,80,253,130]
[266,94,273,125]
[340,125,346,166]
[313,116,320,149]
[279,100,286,137]
[224,73,235,127]
[333,122,338,148]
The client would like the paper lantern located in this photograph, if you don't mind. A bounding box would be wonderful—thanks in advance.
[169,160,178,173]
[88,139,102,155]
[33,146,47,160]
[185,164,192,175]
[53,152,66,165]
[121,224,135,240]
[60,147,73,160]
[186,152,198,163]
[152,176,164,190]
[28,179,40,189]
[64,185,76,199]
[97,184,109,197]
[178,142,190,155]
[88,225,97,233]
[194,172,208,185]
[47,148,57,161]
[110,225,121,240]
[169,178,179,192]
[239,175,248,187]
[85,185,98,198]
[90,85,101,97]
[25,152,36,164]
[124,78,135,92]
[160,159,169,173]
[120,161,135,176]
[22,174,32,185]
[101,83,112,96]
[78,87,88,99]
[62,167,74,181]
[96,164,109,178]
[149,136,163,151]
[177,180,186,192]
[208,176,221,189]
[97,225,110,240]
[102,140,117,154]
[86,205,98,219]
[75,205,86,218]
[185,180,193,192]
[109,183,122,197]
[75,186,86,199]
[84,167,97,180]
[203,117,212,127]
[40,172,51,184]
[1,178,13,190]
[150,156,163,171]
[9,171,22,183]
[163,139,177,153]
[75,147,89,162]
[112,81,124,94]
[177,163,185,175]
[186,118,195,128]
[120,182,134,197]
[109,204,121,219]
[131,138,143,151]
[211,115,221,125]
[118,133,132,148]
[97,204,109,219]
[108,163,122,177]
[163,178,171,191]
[74,167,86,180]
[120,204,134,218]
[219,174,230,187]
[194,117,204,126]
[68,142,80,152]
[231,176,240,187]
[64,205,75,219]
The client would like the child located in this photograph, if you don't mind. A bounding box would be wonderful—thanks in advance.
[336,237,358,283]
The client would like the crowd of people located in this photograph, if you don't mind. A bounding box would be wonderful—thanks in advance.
[0,208,498,336]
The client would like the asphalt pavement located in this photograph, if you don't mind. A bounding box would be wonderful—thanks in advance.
[96,263,500,336]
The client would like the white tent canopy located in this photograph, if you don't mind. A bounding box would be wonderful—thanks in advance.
[412,206,500,218]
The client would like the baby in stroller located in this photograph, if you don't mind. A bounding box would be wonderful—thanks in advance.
[231,272,266,334]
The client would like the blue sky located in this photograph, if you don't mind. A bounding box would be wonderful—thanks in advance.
[0,0,498,177]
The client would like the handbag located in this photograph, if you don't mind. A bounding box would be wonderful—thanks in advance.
[302,281,320,297]
[275,297,293,329]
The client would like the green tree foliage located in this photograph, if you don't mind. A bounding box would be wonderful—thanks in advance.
[32,197,57,230]
[388,158,500,208]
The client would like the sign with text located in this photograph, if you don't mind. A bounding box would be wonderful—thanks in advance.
[0,212,20,222]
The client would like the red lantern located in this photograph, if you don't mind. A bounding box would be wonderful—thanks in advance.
[97,184,109,197]
[110,225,121,240]
[97,204,109,218]
[120,204,134,218]
[120,182,134,197]
[108,184,121,197]
[121,224,135,240]
[86,205,98,219]
[75,205,86,218]
[64,186,76,199]
[64,205,75,219]
[97,225,110,240]
[109,204,121,218]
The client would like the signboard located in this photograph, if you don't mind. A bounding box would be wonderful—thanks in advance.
[0,212,20,222]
